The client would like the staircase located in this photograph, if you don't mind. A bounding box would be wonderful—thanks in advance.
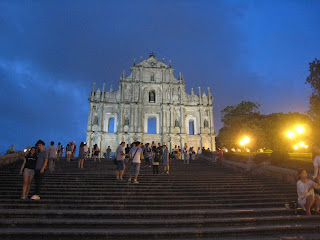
[1,157,320,239]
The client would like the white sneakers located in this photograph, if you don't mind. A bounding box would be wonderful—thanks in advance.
[127,179,139,184]
[30,195,40,200]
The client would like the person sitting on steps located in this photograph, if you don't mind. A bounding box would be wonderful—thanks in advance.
[297,168,320,215]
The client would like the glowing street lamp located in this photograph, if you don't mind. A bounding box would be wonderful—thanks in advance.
[287,131,294,139]
[240,137,250,151]
[296,126,304,134]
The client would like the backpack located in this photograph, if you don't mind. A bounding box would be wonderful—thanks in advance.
[154,150,161,163]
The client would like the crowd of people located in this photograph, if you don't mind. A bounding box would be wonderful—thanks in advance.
[17,139,204,199]
[115,141,175,184]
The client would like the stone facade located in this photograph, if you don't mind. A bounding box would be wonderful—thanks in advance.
[86,54,216,154]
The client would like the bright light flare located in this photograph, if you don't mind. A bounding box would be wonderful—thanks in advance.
[304,145,309,149]
[240,140,244,146]
[294,145,299,150]
[287,131,294,138]
[299,142,305,147]
[296,126,304,134]
[243,137,250,144]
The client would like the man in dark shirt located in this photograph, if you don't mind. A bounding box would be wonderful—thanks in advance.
[31,140,48,200]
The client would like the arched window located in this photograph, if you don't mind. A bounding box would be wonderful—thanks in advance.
[149,90,155,103]
[147,117,157,134]
[108,118,115,133]
[189,120,194,135]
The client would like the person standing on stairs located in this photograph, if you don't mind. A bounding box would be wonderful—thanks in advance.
[47,141,58,173]
[19,147,37,200]
[127,141,144,184]
[162,145,170,174]
[151,146,160,174]
[78,142,85,169]
[31,140,48,200]
[116,142,126,181]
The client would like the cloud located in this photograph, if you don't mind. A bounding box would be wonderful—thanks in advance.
[0,58,88,151]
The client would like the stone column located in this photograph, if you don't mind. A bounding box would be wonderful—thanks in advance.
[169,106,173,133]
[87,102,93,132]
[180,106,185,134]
[130,103,134,133]
[209,107,214,134]
[120,103,124,133]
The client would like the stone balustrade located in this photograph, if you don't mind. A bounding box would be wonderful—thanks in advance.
[201,155,298,185]
[0,151,25,166]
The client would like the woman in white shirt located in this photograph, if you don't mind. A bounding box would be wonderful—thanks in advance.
[297,168,320,215]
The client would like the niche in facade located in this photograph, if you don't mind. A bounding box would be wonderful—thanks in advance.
[149,90,156,103]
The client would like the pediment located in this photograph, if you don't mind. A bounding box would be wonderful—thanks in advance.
[134,55,169,69]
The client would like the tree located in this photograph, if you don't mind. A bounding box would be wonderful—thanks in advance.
[221,101,261,127]
[306,58,320,144]
[217,101,313,151]
[217,101,264,150]
[306,58,320,120]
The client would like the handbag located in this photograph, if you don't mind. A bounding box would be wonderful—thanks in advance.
[128,148,139,166]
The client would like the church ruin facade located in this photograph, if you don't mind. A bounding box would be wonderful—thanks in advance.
[86,54,216,154]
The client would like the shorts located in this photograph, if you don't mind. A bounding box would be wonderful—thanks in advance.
[67,151,72,155]
[129,163,141,175]
[23,168,35,177]
[116,160,124,170]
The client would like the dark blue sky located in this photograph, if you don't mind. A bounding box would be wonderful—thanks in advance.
[1,0,320,152]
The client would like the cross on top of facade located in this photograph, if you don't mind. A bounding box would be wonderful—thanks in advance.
[149,52,156,58]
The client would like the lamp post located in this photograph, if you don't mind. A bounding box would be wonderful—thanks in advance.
[240,137,250,152]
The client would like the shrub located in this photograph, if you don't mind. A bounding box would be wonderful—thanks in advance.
[253,153,270,164]
[224,152,250,163]
[270,150,290,166]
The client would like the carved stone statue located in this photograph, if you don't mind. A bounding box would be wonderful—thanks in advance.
[93,116,99,125]
[174,119,180,128]
[149,90,155,102]
[124,118,129,126]
[204,120,209,128]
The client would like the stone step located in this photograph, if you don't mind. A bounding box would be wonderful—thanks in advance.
[1,193,296,201]
[0,215,313,229]
[0,157,304,239]
[0,201,285,210]
[0,208,295,219]
[0,198,291,204]
[1,222,320,240]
